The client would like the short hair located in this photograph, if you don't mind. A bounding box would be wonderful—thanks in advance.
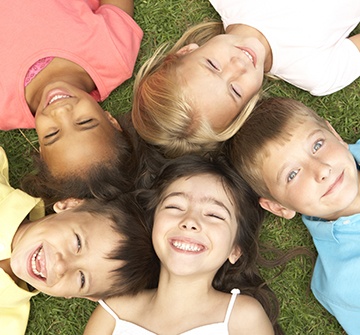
[227,97,327,198]
[74,195,159,300]
[132,21,261,158]
[21,123,137,209]
[138,155,282,331]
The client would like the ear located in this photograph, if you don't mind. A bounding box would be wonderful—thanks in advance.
[325,120,348,148]
[259,197,296,219]
[53,198,84,213]
[228,245,242,264]
[176,43,199,56]
[105,111,122,131]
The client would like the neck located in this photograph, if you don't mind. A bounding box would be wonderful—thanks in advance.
[25,57,95,113]
[226,23,273,72]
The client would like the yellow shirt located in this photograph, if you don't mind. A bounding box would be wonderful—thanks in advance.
[0,147,44,335]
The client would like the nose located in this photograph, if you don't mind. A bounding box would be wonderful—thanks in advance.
[179,213,201,231]
[314,161,331,182]
[54,252,69,278]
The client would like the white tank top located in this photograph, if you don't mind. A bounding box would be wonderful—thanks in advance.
[99,288,241,335]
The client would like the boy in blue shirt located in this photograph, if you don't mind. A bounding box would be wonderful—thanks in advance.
[227,97,360,335]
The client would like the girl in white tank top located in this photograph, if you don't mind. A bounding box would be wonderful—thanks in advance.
[84,156,284,335]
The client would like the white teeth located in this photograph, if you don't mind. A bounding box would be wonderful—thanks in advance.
[31,247,46,279]
[48,94,71,105]
[172,241,202,252]
[242,50,254,63]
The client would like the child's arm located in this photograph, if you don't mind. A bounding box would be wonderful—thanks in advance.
[349,34,360,52]
[83,303,116,335]
[100,0,134,17]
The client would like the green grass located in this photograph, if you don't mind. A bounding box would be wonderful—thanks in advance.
[0,0,358,334]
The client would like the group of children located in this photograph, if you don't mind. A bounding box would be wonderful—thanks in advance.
[1,0,360,334]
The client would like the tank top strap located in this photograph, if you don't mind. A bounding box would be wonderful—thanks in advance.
[99,299,119,321]
[224,288,241,325]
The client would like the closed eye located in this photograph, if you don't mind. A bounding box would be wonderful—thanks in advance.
[207,213,225,221]
[231,84,241,98]
[77,119,93,125]
[44,129,59,138]
[207,59,220,71]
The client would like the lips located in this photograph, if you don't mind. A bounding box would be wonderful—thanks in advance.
[169,238,206,253]
[237,47,257,67]
[323,171,344,197]
[44,88,73,108]
[30,245,47,280]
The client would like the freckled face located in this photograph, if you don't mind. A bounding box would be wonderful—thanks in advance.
[262,120,360,220]
[11,209,123,299]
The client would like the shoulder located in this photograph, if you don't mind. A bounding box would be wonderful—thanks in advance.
[228,295,274,335]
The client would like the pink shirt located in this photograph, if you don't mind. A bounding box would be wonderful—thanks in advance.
[0,0,143,130]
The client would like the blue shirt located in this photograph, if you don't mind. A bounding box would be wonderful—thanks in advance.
[302,140,360,335]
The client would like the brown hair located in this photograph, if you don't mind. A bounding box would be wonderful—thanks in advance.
[226,97,327,198]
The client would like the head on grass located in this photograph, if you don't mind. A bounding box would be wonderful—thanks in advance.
[228,97,359,221]
[132,22,261,158]
[11,195,157,300]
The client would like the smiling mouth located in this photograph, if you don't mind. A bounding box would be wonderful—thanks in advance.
[323,171,344,197]
[31,246,47,280]
[171,240,205,252]
[241,50,254,63]
[48,94,72,106]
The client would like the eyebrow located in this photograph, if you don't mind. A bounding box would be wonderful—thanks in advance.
[162,191,232,218]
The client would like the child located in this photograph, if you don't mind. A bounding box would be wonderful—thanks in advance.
[227,97,360,334]
[0,0,142,199]
[131,0,360,158]
[84,155,286,335]
[0,147,157,335]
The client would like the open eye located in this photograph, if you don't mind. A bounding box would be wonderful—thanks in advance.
[79,271,85,289]
[313,140,323,153]
[287,170,299,182]
[75,234,82,252]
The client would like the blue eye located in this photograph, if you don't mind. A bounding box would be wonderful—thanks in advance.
[287,170,298,182]
[313,140,323,153]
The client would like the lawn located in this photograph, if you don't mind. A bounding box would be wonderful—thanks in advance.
[1,0,358,334]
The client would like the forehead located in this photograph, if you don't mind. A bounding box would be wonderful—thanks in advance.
[161,173,233,202]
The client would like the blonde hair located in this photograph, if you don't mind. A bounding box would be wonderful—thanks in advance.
[227,97,327,199]
[132,21,261,158]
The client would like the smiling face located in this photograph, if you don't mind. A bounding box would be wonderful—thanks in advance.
[10,206,124,299]
[260,119,360,220]
[176,34,265,131]
[35,81,120,176]
[152,174,241,278]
